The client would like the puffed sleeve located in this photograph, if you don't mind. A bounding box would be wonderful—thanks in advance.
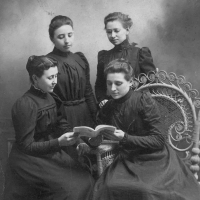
[76,52,97,119]
[121,91,165,150]
[138,47,156,75]
[95,50,109,103]
[12,96,60,156]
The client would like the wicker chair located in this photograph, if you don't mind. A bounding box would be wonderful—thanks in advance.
[89,70,200,179]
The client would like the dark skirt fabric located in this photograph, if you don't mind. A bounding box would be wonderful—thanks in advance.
[92,144,200,200]
[4,144,94,200]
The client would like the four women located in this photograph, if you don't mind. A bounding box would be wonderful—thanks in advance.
[4,12,200,200]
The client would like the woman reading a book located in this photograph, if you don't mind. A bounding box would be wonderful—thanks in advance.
[95,12,156,108]
[91,59,200,200]
[4,56,94,200]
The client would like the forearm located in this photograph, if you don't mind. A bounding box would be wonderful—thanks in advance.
[120,132,165,150]
[17,138,60,156]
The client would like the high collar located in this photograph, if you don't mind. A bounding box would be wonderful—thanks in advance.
[29,85,47,99]
[113,39,131,51]
[113,89,132,104]
[52,47,71,57]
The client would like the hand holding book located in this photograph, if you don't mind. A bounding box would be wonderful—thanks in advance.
[102,129,125,141]
[73,125,116,138]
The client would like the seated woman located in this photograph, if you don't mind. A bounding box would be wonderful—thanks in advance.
[3,56,94,200]
[95,12,156,108]
[92,59,200,200]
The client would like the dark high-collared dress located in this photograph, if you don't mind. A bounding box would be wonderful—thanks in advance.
[92,90,200,200]
[4,86,94,200]
[95,39,156,103]
[47,48,97,129]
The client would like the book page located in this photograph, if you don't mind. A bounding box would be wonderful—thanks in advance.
[95,125,116,135]
[73,126,97,138]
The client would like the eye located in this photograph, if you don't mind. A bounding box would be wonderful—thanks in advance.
[58,34,65,39]
[114,29,120,33]
[115,81,122,86]
[68,33,73,37]
[48,76,54,80]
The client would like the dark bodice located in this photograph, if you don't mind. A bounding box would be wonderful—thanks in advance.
[99,90,165,152]
[95,39,156,102]
[12,86,70,156]
[47,48,97,116]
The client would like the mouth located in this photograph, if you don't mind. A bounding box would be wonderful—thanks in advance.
[63,45,71,48]
[111,39,118,43]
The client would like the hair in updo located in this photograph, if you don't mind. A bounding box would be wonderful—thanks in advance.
[26,56,57,84]
[104,12,133,29]
[104,58,133,81]
[49,15,73,40]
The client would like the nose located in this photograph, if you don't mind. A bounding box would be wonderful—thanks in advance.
[111,31,116,38]
[64,36,69,43]
[53,77,57,85]
[111,84,116,91]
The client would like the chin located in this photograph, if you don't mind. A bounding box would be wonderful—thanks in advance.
[111,95,120,99]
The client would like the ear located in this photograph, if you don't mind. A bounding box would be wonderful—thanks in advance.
[129,78,133,87]
[126,27,130,35]
[32,74,38,85]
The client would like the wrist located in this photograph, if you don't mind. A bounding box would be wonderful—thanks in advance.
[58,138,62,147]
[120,132,128,144]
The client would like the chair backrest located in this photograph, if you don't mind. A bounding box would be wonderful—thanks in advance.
[133,70,200,179]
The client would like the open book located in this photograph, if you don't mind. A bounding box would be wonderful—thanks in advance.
[73,125,116,138]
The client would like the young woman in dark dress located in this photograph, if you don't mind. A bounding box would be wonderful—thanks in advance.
[92,59,200,200]
[3,56,94,200]
[95,12,156,108]
[47,15,97,130]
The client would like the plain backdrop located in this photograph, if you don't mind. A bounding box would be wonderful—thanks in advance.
[0,0,200,119]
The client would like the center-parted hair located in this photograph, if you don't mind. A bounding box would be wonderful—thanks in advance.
[26,56,58,84]
[104,12,133,29]
[49,15,73,40]
[104,58,133,81]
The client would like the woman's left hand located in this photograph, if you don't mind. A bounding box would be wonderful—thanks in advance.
[76,143,91,156]
[102,129,125,141]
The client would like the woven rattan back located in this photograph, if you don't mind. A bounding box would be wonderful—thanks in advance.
[134,70,200,178]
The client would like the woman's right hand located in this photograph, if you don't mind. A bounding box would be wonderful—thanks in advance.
[58,132,78,147]
[99,99,108,108]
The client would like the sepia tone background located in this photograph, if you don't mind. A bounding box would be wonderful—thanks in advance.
[0,0,200,198]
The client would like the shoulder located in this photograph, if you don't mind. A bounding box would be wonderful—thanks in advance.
[129,90,154,106]
[133,90,156,112]
[12,93,37,116]
[139,47,152,57]
[74,52,89,67]
[98,50,108,63]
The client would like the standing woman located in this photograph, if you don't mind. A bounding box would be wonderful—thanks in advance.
[47,15,97,130]
[4,56,94,200]
[95,12,156,107]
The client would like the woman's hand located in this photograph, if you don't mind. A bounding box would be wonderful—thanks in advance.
[99,99,108,108]
[58,132,78,147]
[76,143,91,155]
[102,129,125,141]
